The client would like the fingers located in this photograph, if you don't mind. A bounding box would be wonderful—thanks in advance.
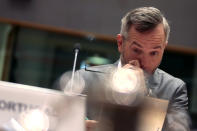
[86,120,98,131]
[129,60,140,67]
[121,60,145,89]
[122,60,141,70]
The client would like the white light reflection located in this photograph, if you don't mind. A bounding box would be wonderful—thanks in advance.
[60,71,85,94]
[110,68,147,106]
[112,68,138,93]
[19,109,49,131]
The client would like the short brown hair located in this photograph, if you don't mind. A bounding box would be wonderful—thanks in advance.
[120,7,170,42]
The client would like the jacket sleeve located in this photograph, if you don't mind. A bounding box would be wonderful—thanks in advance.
[163,82,191,131]
[171,82,188,109]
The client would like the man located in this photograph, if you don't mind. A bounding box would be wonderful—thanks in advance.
[115,7,190,130]
[57,7,190,130]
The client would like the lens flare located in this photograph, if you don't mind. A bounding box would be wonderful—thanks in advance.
[19,109,49,131]
[112,68,138,93]
[110,68,147,106]
[60,71,85,94]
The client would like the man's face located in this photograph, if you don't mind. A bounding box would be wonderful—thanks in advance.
[117,24,167,74]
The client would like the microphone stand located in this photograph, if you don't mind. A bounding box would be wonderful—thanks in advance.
[69,43,80,93]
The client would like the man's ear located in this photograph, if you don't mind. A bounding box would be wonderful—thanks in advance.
[117,34,124,53]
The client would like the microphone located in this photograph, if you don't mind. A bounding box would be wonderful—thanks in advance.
[69,43,81,93]
[73,43,81,53]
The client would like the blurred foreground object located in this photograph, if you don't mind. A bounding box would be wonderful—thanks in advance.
[0,81,86,131]
[109,65,147,106]
[91,96,169,131]
[57,65,169,131]
[85,67,169,131]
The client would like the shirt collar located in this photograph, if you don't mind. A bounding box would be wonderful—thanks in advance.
[118,60,122,68]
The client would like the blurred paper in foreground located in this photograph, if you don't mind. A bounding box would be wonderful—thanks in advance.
[0,80,86,131]
[137,97,169,131]
[89,96,168,131]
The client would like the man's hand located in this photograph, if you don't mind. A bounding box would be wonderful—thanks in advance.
[122,60,141,69]
[86,120,98,131]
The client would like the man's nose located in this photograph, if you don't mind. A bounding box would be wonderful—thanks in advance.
[138,54,148,70]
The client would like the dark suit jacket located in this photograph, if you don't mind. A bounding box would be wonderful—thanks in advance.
[56,62,190,130]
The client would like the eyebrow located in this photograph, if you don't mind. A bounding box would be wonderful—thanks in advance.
[153,46,162,49]
[153,45,161,49]
[132,41,162,49]
[132,41,143,48]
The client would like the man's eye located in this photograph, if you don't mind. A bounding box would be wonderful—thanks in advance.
[133,48,141,54]
[150,51,158,56]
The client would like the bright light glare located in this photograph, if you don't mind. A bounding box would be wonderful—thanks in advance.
[61,71,85,94]
[112,68,138,93]
[19,109,49,131]
[110,68,146,105]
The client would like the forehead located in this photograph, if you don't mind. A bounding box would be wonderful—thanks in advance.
[128,24,165,46]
